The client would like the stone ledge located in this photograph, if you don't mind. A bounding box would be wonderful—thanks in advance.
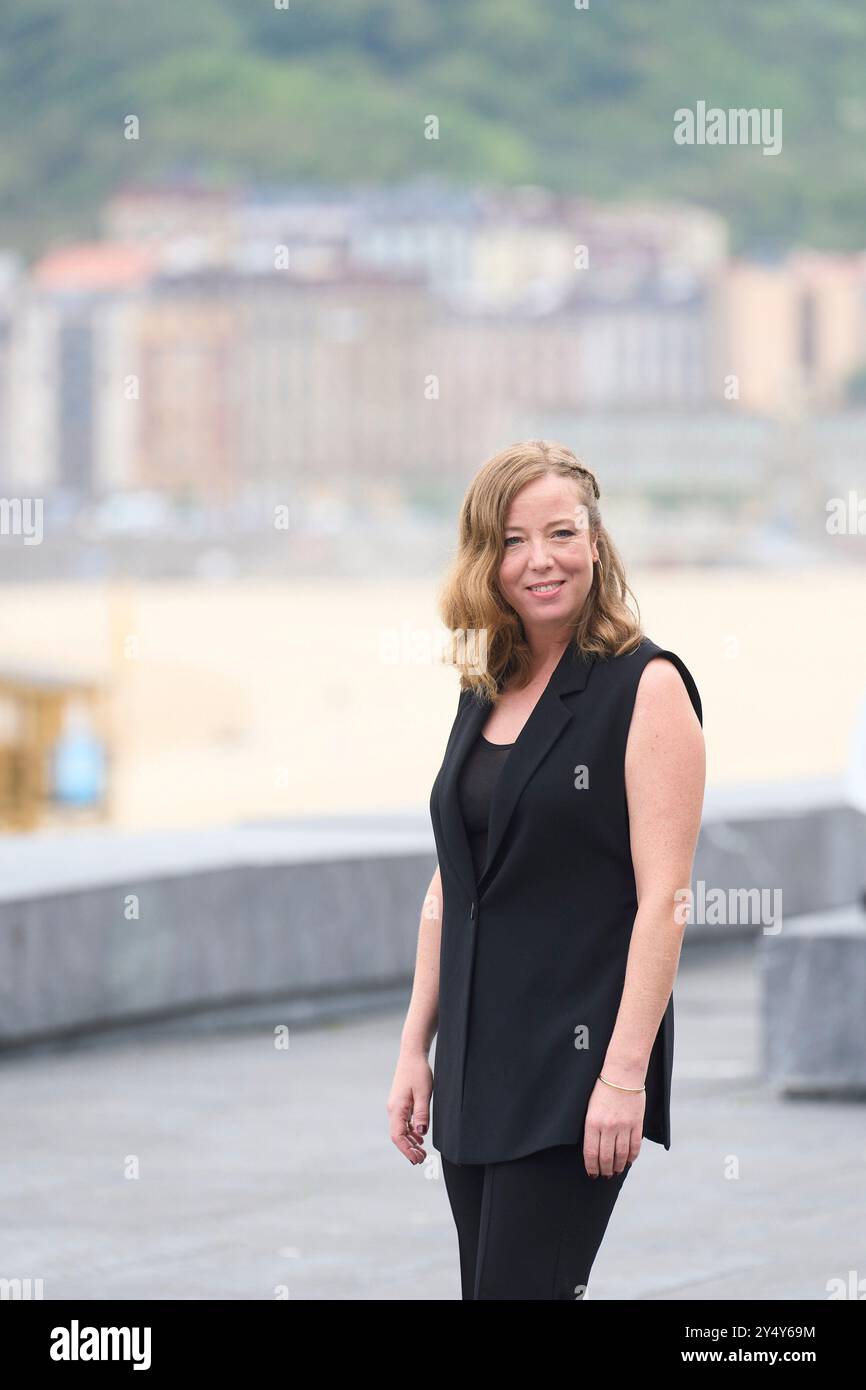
[0,780,863,1045]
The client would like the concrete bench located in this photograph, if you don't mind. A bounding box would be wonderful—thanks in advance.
[761,904,866,1095]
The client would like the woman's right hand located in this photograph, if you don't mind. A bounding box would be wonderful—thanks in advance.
[387,1051,433,1164]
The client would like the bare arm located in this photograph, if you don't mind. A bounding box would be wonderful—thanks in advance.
[584,656,706,1176]
[400,863,443,1056]
[387,863,443,1164]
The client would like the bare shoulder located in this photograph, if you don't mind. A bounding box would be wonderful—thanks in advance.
[634,654,699,715]
[627,654,705,763]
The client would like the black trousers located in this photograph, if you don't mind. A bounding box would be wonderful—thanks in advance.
[441,1144,632,1300]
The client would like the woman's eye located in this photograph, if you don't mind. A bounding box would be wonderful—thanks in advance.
[504,530,574,546]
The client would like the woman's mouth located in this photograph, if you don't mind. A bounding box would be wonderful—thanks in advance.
[526,580,566,596]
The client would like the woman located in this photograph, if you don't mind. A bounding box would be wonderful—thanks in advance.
[387,439,705,1300]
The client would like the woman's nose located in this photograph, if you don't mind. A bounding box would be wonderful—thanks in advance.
[527,545,553,567]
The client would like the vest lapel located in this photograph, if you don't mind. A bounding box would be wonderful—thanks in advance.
[438,641,596,905]
[437,690,489,905]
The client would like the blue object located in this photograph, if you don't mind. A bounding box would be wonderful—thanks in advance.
[52,726,106,805]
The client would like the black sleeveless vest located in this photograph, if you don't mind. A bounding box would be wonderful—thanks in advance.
[428,636,703,1166]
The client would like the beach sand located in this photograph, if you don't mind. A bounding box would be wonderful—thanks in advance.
[0,569,862,830]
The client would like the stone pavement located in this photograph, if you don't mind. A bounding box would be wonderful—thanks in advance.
[1,937,863,1300]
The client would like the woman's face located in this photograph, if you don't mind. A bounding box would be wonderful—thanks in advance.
[498,473,599,635]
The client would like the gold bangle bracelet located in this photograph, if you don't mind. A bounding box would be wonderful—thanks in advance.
[598,1074,645,1093]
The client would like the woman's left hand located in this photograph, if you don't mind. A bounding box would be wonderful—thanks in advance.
[582,1078,645,1178]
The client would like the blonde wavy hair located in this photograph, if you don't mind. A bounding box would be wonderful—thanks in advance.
[437,439,643,700]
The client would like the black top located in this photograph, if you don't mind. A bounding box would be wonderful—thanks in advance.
[456,733,514,884]
[428,636,704,1165]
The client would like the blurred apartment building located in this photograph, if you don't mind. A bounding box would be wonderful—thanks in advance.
[724,250,866,412]
[0,252,19,492]
[0,178,864,506]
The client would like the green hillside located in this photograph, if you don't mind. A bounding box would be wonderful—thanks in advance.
[2,0,865,258]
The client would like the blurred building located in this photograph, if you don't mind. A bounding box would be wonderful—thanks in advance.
[8,244,158,496]
[228,264,438,495]
[3,177,866,523]
[0,253,22,492]
[102,183,239,268]
[723,250,866,413]
[135,274,237,503]
[563,279,718,408]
